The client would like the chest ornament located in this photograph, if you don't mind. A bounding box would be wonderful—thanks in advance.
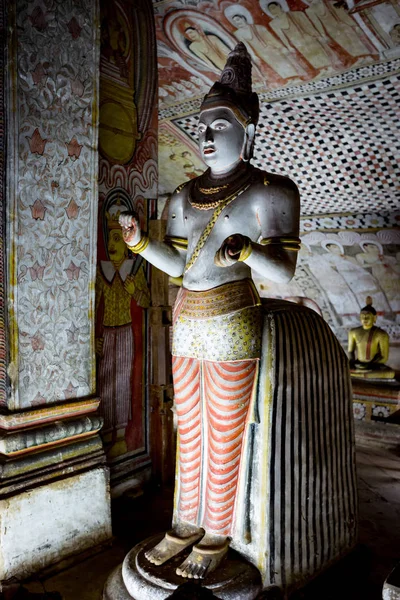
[189,164,255,210]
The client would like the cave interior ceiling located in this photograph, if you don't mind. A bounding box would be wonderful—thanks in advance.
[153,0,400,218]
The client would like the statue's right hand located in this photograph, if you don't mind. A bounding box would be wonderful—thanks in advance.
[119,211,141,247]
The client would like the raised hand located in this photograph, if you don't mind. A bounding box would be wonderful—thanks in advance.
[119,211,141,247]
[214,234,249,268]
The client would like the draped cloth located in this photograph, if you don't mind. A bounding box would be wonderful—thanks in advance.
[99,323,133,434]
[172,292,357,593]
[172,279,262,537]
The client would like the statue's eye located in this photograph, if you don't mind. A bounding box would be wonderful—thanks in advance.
[198,125,206,134]
[214,122,227,130]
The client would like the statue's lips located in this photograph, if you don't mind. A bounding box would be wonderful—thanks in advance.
[203,147,216,155]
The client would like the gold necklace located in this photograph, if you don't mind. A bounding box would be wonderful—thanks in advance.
[198,184,229,195]
[189,174,253,210]
[189,165,253,210]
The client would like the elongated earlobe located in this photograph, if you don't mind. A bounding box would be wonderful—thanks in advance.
[242,123,255,162]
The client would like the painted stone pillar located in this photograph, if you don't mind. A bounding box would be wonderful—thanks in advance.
[1,0,111,581]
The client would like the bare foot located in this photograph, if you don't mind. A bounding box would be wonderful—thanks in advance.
[175,533,229,579]
[145,525,204,566]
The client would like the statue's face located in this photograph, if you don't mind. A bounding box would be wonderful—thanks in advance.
[326,243,342,256]
[108,228,127,263]
[363,243,380,256]
[232,15,247,28]
[268,2,283,16]
[185,28,200,41]
[198,108,245,173]
[391,25,400,43]
[360,310,377,330]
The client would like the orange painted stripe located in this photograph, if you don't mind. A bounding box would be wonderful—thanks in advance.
[206,364,255,393]
[208,445,243,466]
[179,417,201,436]
[205,370,254,403]
[173,358,199,386]
[176,390,201,415]
[174,377,200,400]
[210,425,244,454]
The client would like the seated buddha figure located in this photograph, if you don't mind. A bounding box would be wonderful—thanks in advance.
[348,297,395,379]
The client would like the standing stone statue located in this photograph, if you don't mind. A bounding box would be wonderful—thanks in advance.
[120,42,300,579]
[107,43,357,599]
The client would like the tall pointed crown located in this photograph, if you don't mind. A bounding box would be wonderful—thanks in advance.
[106,199,123,230]
[200,42,259,128]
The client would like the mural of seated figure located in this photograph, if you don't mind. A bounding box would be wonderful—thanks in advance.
[348,296,396,380]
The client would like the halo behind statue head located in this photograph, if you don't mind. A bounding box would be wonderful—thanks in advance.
[200,42,259,128]
[224,5,254,26]
[361,296,377,315]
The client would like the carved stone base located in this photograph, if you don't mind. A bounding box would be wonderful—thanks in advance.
[0,466,111,581]
[103,534,262,600]
[383,562,400,599]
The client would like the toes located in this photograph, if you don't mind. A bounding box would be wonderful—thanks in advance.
[145,545,164,565]
[193,561,208,579]
[176,564,186,577]
[197,564,207,579]
[176,559,193,578]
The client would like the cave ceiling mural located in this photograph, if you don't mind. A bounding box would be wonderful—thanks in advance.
[153,0,400,216]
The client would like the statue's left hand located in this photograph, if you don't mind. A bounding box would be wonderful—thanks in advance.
[214,234,248,268]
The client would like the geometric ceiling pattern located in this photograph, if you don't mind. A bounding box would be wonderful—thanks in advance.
[173,73,400,215]
[155,0,400,216]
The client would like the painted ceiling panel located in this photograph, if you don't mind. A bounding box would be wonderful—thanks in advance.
[173,71,400,214]
[155,0,400,215]
[154,0,399,104]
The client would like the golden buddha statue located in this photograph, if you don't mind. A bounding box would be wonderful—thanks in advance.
[348,296,395,379]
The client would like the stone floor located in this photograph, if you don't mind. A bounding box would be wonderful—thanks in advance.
[14,444,400,600]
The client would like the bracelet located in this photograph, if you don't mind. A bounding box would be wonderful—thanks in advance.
[127,235,150,254]
[238,237,253,262]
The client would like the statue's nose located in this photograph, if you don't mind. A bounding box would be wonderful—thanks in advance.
[205,127,214,142]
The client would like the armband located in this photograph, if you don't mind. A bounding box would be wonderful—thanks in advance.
[260,236,301,252]
[127,235,150,254]
[164,236,188,251]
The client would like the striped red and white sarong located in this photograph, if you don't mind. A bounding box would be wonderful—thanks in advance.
[172,280,261,537]
[174,356,258,536]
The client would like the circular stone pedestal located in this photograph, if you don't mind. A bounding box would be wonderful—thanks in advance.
[103,534,262,600]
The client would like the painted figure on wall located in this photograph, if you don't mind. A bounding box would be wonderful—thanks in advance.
[101,0,131,80]
[119,43,300,578]
[307,241,358,317]
[96,199,150,458]
[354,0,400,54]
[321,239,390,316]
[304,0,373,65]
[356,241,400,313]
[260,0,332,72]
[391,23,400,44]
[348,296,395,378]
[224,4,305,82]
[182,21,231,71]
